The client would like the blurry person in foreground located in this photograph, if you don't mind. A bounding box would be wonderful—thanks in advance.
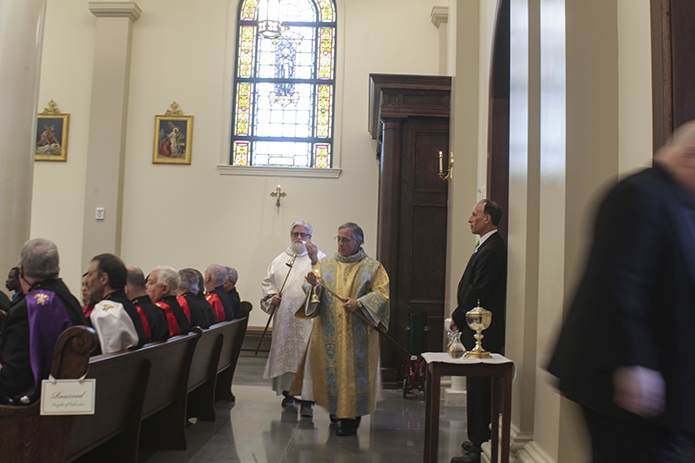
[549,121,695,462]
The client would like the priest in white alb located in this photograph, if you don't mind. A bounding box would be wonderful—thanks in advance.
[261,220,325,418]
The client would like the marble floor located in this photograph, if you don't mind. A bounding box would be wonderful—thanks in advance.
[139,355,469,463]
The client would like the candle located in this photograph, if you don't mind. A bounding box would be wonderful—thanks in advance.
[438,151,443,173]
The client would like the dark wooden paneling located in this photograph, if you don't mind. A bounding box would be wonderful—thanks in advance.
[370,75,451,387]
[669,1,695,129]
[487,0,510,242]
[652,0,695,145]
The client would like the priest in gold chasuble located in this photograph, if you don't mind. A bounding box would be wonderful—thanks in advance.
[293,222,389,437]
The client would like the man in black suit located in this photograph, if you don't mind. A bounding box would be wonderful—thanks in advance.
[85,254,148,352]
[549,122,695,462]
[0,239,88,402]
[450,200,507,463]
[204,264,239,321]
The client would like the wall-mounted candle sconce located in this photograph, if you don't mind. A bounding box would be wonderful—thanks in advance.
[270,185,286,207]
[438,151,453,181]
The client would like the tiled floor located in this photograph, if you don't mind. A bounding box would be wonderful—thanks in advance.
[139,355,469,463]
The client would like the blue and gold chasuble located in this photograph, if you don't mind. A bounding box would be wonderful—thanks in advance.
[294,248,389,418]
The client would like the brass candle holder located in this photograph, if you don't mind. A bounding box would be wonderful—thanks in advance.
[464,300,492,358]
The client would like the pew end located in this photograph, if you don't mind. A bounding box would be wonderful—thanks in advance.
[0,326,97,463]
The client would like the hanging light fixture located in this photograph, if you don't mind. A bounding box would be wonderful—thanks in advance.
[258,0,282,39]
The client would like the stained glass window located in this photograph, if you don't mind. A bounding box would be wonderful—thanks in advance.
[231,0,337,168]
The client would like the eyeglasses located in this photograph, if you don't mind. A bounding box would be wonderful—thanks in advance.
[291,232,310,238]
[335,236,354,245]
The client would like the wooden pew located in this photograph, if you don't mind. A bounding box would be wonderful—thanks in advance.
[0,326,97,463]
[138,329,201,450]
[64,329,201,460]
[63,350,150,462]
[215,302,251,403]
[186,322,225,421]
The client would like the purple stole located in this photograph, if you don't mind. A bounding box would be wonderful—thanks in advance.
[26,289,73,399]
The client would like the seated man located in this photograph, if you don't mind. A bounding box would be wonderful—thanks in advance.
[204,264,236,322]
[193,268,207,302]
[81,272,96,318]
[125,265,169,342]
[5,266,24,307]
[224,266,243,319]
[0,239,89,402]
[85,254,147,353]
[146,266,191,336]
[177,268,217,328]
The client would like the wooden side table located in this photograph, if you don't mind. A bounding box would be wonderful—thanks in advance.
[421,353,514,463]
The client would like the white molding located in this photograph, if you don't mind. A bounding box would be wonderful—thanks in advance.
[216,165,342,179]
[515,441,556,463]
[510,424,534,454]
[89,2,141,21]
[431,6,448,27]
[480,424,534,463]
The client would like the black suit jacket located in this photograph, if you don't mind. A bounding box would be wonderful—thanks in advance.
[452,231,507,353]
[132,294,170,342]
[549,164,695,432]
[213,286,237,321]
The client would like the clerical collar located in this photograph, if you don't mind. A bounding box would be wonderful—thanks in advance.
[476,229,498,250]
[335,247,366,263]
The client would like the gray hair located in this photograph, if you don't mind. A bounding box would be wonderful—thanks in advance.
[178,268,199,293]
[290,220,313,236]
[152,265,179,296]
[19,238,60,280]
[205,264,227,286]
[192,268,205,295]
[338,222,364,245]
[225,266,238,284]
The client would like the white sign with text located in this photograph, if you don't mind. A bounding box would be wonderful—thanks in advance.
[40,378,96,415]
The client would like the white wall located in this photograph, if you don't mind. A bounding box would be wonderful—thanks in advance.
[618,0,652,175]
[32,0,441,326]
[32,1,95,295]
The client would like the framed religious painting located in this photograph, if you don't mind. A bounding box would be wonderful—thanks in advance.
[153,102,193,165]
[35,100,69,162]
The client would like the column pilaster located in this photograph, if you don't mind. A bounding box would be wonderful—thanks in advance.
[0,0,47,271]
[81,2,140,266]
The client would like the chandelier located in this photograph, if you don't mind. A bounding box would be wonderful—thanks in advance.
[258,0,282,39]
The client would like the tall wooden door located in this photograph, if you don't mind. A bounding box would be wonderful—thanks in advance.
[369,74,451,386]
[651,0,695,146]
[396,116,449,367]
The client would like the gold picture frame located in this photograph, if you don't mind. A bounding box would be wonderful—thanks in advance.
[35,100,69,162]
[153,102,193,165]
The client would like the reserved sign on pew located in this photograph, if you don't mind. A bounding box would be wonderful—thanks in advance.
[40,377,96,415]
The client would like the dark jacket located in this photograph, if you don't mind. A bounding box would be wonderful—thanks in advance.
[452,231,507,353]
[549,164,695,432]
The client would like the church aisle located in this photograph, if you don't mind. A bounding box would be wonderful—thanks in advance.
[139,356,468,463]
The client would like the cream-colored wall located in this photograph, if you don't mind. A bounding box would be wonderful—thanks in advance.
[508,1,653,462]
[32,0,441,326]
[618,0,652,175]
[32,1,95,295]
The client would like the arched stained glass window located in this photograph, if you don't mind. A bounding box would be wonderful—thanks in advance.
[231,0,337,168]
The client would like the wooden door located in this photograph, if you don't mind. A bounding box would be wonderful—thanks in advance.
[395,116,449,365]
[369,74,451,387]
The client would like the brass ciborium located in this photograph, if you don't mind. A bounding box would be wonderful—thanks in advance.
[463,300,492,358]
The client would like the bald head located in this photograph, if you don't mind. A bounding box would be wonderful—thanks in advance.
[655,120,695,193]
[125,265,147,299]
